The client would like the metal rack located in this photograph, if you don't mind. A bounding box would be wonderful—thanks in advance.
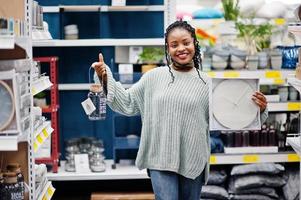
[34,57,60,173]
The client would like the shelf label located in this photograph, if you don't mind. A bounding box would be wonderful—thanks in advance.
[288,102,301,111]
[47,187,54,196]
[288,154,300,162]
[33,142,38,152]
[243,155,259,163]
[32,87,37,95]
[74,154,90,173]
[273,78,285,85]
[210,156,217,164]
[265,71,281,78]
[207,72,216,78]
[274,18,286,26]
[223,71,240,78]
[43,129,49,137]
[37,134,43,143]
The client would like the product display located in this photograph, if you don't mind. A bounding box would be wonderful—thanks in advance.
[210,78,260,130]
[6,163,25,199]
[65,137,106,172]
[88,84,106,121]
[0,80,15,131]
[0,172,24,200]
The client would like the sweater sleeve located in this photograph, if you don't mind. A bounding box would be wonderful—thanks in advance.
[260,107,268,125]
[94,65,145,116]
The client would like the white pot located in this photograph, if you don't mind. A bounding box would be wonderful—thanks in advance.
[247,55,259,70]
[271,56,282,70]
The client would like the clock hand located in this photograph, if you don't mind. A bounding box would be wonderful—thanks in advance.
[234,86,250,106]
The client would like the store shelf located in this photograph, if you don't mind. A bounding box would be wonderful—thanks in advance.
[268,102,301,112]
[47,153,300,181]
[32,76,53,95]
[102,5,165,12]
[42,105,59,113]
[0,135,19,151]
[114,137,140,149]
[58,83,132,90]
[210,152,300,165]
[224,146,278,154]
[206,70,294,85]
[0,130,31,151]
[42,5,165,13]
[37,181,55,200]
[34,121,54,153]
[0,35,30,50]
[287,137,301,155]
[288,77,301,93]
[47,160,148,181]
[32,38,164,47]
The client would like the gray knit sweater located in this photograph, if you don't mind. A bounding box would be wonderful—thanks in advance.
[95,66,268,181]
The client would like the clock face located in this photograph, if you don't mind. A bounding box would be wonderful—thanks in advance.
[0,80,15,131]
[212,79,258,130]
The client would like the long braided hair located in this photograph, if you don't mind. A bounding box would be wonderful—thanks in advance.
[164,21,205,84]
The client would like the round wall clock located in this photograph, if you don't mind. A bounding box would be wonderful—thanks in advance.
[0,80,15,131]
[212,79,258,130]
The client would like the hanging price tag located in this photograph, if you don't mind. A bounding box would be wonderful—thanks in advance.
[81,98,96,115]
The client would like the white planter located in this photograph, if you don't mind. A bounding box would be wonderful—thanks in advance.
[247,55,259,70]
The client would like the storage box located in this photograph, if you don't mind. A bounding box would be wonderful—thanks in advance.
[91,192,155,200]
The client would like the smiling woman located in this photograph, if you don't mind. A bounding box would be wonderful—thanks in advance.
[92,20,268,200]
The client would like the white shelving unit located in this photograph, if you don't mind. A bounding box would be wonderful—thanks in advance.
[42,5,165,13]
[0,0,37,199]
[287,77,301,200]
[33,121,54,153]
[32,76,52,95]
[47,153,300,181]
[33,38,165,47]
[37,181,55,200]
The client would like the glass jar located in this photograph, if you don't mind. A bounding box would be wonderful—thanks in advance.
[2,172,23,200]
[6,163,24,200]
[0,173,3,200]
[65,138,80,172]
[89,140,106,172]
[88,84,106,120]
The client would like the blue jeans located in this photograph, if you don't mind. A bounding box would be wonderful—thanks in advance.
[149,169,203,200]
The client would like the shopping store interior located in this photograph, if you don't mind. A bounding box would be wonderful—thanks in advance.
[1,0,301,199]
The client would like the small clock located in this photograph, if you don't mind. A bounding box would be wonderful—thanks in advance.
[211,79,259,130]
[0,80,15,131]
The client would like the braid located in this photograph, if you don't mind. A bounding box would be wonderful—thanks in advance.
[165,21,205,84]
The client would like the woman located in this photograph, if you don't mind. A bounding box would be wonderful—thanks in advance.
[92,21,268,200]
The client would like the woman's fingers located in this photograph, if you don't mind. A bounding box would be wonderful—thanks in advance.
[252,91,267,112]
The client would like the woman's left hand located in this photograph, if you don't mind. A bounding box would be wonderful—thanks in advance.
[252,91,267,112]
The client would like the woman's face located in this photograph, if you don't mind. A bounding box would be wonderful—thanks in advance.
[167,28,195,66]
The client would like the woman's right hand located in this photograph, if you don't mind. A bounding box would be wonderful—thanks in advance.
[92,53,107,85]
